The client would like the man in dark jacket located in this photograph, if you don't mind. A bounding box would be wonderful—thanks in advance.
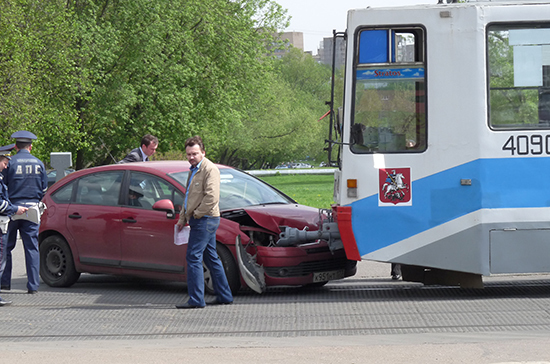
[0,144,28,305]
[0,131,47,295]
[119,134,158,163]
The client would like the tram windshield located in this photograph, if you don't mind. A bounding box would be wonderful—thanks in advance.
[351,28,427,153]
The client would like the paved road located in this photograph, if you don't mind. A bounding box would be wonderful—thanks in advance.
[2,241,550,363]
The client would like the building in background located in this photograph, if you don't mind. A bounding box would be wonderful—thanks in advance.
[317,36,346,69]
[272,31,304,58]
[270,31,347,70]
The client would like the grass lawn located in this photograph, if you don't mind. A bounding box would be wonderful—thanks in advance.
[259,173,335,209]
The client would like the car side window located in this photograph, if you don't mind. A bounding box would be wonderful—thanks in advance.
[127,172,184,212]
[51,181,75,204]
[75,172,123,206]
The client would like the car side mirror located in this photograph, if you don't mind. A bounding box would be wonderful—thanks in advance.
[152,199,176,219]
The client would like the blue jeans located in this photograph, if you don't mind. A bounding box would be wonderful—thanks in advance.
[186,216,233,307]
[1,219,40,291]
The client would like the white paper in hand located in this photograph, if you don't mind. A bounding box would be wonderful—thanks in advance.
[174,225,190,245]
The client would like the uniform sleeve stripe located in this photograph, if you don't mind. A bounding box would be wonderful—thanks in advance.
[0,200,8,213]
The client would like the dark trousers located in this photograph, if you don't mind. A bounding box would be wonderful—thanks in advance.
[1,219,40,291]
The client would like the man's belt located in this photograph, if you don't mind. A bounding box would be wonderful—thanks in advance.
[11,202,45,224]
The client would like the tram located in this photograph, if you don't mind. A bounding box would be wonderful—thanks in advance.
[326,0,550,287]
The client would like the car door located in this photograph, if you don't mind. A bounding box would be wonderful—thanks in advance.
[65,171,123,270]
[120,171,187,276]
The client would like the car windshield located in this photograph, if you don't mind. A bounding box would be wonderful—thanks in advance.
[168,168,294,210]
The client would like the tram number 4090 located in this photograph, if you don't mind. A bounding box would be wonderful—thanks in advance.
[502,135,550,155]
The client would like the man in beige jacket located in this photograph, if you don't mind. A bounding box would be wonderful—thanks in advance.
[175,136,233,309]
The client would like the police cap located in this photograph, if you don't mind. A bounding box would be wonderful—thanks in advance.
[11,130,37,143]
[0,144,15,160]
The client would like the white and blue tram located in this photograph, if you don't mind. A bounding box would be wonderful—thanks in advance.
[328,0,550,287]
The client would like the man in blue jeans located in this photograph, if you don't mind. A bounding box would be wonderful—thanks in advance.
[175,136,233,309]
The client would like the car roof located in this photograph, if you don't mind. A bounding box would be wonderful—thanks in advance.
[47,160,232,192]
[74,160,231,173]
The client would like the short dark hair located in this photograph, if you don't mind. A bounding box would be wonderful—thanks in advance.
[185,135,205,152]
[15,141,32,150]
[141,134,158,147]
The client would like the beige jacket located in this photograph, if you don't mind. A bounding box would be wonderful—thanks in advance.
[178,157,220,226]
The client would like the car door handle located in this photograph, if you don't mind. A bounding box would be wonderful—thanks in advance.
[122,218,137,223]
[68,214,82,219]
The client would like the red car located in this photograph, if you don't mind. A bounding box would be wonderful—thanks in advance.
[39,161,356,294]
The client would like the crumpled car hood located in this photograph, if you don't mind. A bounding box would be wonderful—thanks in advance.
[242,203,321,234]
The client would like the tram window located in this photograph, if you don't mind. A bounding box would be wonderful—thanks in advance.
[395,31,421,63]
[358,29,423,65]
[352,27,426,154]
[359,30,389,63]
[488,24,550,130]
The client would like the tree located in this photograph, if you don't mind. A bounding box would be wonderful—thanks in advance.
[1,1,339,169]
[0,0,80,163]
[1,0,288,168]
[58,0,288,169]
[215,47,332,169]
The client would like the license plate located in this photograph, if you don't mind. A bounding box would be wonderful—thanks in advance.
[313,269,345,282]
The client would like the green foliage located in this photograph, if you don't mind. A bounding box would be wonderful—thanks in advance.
[215,48,332,169]
[66,0,288,168]
[0,0,333,170]
[260,173,335,209]
[0,0,80,163]
[0,0,290,168]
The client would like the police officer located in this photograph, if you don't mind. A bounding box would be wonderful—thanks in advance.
[0,131,47,294]
[0,145,28,305]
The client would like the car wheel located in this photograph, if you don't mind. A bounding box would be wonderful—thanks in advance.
[203,243,241,295]
[40,235,81,287]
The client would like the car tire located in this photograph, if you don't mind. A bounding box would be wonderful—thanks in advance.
[204,243,241,295]
[40,235,81,287]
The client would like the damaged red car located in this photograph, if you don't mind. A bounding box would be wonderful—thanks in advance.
[38,161,357,294]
